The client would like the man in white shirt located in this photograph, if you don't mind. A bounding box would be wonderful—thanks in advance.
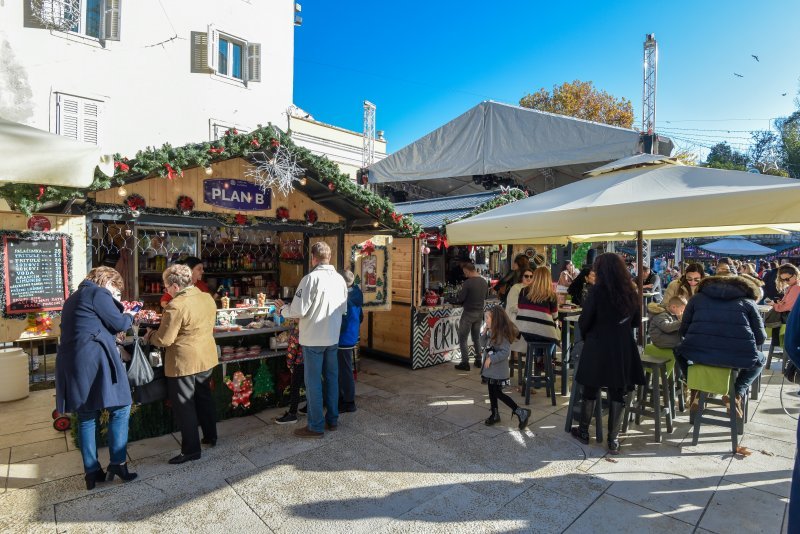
[276,242,347,438]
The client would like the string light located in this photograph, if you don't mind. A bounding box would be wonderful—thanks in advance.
[117,187,128,197]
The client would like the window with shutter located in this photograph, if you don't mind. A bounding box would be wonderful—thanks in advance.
[206,24,218,72]
[190,32,209,73]
[246,43,261,83]
[101,0,121,41]
[56,93,103,145]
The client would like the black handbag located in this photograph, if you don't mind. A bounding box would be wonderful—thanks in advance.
[127,335,154,387]
[133,366,168,404]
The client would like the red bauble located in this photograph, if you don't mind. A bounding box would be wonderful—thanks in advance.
[328,183,336,191]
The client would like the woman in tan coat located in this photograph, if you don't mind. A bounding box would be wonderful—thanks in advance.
[146,264,218,464]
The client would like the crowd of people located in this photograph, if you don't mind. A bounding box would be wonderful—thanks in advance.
[55,241,363,490]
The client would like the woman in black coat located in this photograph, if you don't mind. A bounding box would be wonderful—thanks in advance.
[572,253,646,454]
[55,267,138,489]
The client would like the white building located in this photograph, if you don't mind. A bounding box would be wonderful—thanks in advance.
[0,0,296,157]
[287,106,387,181]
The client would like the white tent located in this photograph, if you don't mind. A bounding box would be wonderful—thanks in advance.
[367,101,673,197]
[0,118,113,188]
[446,154,800,245]
[699,236,776,256]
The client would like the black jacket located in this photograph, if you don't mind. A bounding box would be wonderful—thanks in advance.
[677,276,766,370]
[762,268,781,301]
[575,285,646,390]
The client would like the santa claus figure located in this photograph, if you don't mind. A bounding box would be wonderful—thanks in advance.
[224,371,253,409]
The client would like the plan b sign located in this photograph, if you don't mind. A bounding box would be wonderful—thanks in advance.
[204,179,271,211]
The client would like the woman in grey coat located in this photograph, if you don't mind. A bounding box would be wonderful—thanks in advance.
[481,306,531,429]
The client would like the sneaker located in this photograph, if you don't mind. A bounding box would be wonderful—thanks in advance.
[298,404,307,415]
[294,426,324,439]
[454,362,471,371]
[325,422,338,431]
[274,412,298,425]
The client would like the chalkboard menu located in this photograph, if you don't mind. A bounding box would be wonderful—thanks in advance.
[2,233,70,316]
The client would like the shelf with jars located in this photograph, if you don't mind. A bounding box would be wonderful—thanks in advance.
[201,228,281,301]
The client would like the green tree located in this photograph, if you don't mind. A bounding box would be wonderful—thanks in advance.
[705,142,748,170]
[519,80,634,128]
[776,111,800,178]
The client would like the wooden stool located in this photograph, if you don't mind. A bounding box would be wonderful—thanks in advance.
[522,341,557,406]
[688,365,745,453]
[622,353,673,443]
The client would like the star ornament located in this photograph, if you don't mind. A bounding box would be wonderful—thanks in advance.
[246,146,305,197]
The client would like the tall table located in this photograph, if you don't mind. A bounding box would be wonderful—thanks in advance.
[558,306,582,396]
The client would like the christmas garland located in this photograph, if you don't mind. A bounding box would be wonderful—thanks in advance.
[0,230,73,320]
[0,125,422,236]
[350,243,389,307]
[81,202,345,231]
[443,188,528,227]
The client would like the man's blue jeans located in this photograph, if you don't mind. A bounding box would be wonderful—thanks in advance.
[303,345,339,433]
[77,405,131,473]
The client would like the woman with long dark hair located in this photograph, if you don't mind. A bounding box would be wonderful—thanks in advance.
[567,267,596,307]
[571,253,646,454]
[497,254,531,306]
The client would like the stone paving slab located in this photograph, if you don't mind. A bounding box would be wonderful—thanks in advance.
[0,358,794,533]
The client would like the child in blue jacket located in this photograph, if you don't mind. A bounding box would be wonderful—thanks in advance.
[338,271,363,412]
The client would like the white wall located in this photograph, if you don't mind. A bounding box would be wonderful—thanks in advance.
[0,0,295,157]
[289,114,386,181]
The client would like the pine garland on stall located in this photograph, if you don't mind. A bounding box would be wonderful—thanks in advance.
[0,125,422,236]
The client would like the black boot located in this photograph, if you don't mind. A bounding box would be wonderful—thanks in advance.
[84,468,106,490]
[514,407,531,430]
[106,462,138,482]
[484,409,501,426]
[607,400,625,455]
[571,398,594,444]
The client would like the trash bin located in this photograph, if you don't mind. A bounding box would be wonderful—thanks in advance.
[0,347,30,402]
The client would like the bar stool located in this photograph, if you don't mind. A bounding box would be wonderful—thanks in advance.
[522,341,557,406]
[564,346,604,443]
[622,353,673,443]
[643,344,684,416]
[687,364,746,453]
[765,325,787,371]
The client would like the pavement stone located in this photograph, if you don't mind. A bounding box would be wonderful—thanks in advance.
[698,479,788,534]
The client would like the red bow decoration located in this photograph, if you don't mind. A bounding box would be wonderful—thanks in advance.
[126,194,146,211]
[270,138,280,147]
[164,163,182,180]
[250,138,260,148]
[304,209,318,225]
[37,186,46,200]
[361,240,376,256]
[114,161,130,172]
[276,207,290,220]
[234,213,247,225]
[390,212,402,223]
[209,147,225,155]
[434,234,449,250]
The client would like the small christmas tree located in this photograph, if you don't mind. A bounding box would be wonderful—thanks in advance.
[376,290,383,301]
[252,361,275,398]
[376,277,383,287]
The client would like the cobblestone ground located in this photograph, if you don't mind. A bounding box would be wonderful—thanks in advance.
[0,355,794,533]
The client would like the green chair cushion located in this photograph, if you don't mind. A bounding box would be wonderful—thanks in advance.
[687,364,732,397]
[643,344,675,375]
[780,324,786,348]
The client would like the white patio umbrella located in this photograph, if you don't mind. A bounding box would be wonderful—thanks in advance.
[446,154,800,245]
[699,236,776,256]
[0,118,113,188]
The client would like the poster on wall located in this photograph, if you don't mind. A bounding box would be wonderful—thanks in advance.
[1,231,72,317]
[351,237,392,312]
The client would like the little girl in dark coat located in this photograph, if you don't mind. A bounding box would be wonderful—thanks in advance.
[481,306,531,429]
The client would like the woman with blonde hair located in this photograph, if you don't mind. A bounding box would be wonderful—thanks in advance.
[56,267,138,489]
[515,266,559,344]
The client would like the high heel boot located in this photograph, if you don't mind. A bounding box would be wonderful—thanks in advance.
[484,408,501,426]
[514,407,531,430]
[607,400,625,455]
[106,463,138,483]
[84,468,106,490]
[571,398,594,444]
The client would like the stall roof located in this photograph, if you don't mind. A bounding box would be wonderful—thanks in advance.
[367,101,673,196]
[394,191,499,230]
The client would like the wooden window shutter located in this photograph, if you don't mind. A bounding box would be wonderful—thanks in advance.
[82,100,100,145]
[190,31,209,73]
[246,43,261,83]
[101,0,122,41]
[206,24,218,72]
[56,94,80,141]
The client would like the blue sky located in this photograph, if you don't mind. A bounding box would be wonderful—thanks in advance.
[293,0,800,159]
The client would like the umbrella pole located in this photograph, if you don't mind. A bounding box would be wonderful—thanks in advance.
[637,230,644,346]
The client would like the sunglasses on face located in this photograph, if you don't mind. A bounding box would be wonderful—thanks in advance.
[781,275,796,282]
[522,274,534,279]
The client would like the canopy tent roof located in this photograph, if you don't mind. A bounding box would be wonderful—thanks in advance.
[699,236,776,256]
[0,118,112,188]
[367,101,673,197]
[446,155,800,245]
[394,191,499,230]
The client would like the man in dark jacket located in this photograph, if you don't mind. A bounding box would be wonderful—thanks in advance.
[338,271,363,412]
[676,275,766,417]
[451,262,488,371]
[762,261,782,303]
